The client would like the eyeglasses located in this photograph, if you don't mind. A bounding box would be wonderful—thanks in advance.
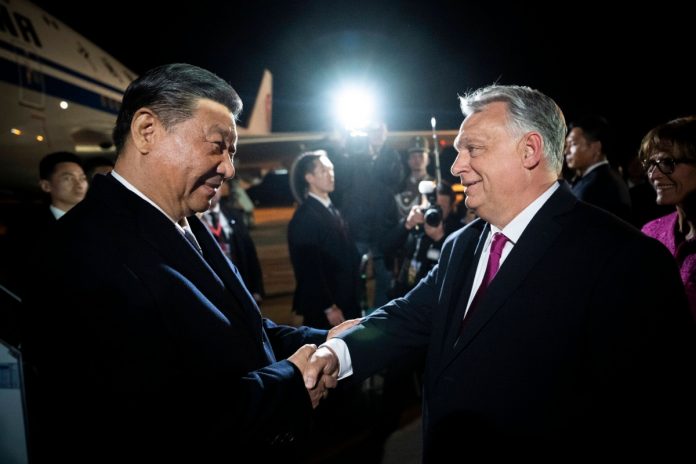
[641,157,693,175]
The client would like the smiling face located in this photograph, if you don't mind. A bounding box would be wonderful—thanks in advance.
[149,99,237,219]
[646,151,696,206]
[450,102,529,227]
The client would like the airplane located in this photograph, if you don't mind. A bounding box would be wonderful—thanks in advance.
[0,0,459,196]
[0,0,281,194]
[0,0,134,192]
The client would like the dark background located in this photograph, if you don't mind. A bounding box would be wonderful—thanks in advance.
[33,0,695,166]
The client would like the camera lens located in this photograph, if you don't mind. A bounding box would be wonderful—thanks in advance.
[424,206,442,227]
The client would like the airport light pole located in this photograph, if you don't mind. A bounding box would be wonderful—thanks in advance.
[431,116,441,184]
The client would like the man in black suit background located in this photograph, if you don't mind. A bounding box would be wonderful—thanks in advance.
[22,63,354,462]
[564,114,632,220]
[306,85,695,460]
[202,186,265,303]
[288,150,361,329]
[6,151,88,299]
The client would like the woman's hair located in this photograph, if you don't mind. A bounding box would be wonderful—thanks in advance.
[639,116,696,163]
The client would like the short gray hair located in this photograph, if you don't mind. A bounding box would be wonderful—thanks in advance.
[459,85,566,174]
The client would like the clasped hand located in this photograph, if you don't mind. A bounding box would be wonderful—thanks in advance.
[287,318,361,408]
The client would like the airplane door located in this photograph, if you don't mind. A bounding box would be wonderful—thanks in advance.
[14,44,46,110]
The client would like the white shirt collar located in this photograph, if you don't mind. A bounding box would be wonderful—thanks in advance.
[491,182,560,244]
[581,160,609,177]
[49,204,66,219]
[308,192,332,208]
[110,170,189,233]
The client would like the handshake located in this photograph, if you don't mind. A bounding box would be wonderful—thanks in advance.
[287,318,362,408]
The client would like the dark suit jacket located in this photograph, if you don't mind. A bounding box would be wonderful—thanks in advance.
[341,183,695,460]
[213,205,265,297]
[288,196,361,328]
[572,163,632,221]
[22,174,326,462]
[7,205,58,300]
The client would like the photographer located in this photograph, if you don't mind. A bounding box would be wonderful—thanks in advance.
[389,182,462,298]
[331,122,404,309]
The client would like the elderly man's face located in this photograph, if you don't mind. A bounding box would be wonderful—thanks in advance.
[451,102,527,227]
[151,99,237,219]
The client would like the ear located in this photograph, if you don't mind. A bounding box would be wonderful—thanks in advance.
[304,171,314,186]
[520,132,543,169]
[130,108,159,154]
[590,140,603,159]
[38,179,51,193]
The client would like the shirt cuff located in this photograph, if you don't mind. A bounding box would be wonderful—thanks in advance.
[322,338,353,380]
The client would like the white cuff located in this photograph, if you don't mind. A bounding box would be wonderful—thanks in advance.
[322,338,353,380]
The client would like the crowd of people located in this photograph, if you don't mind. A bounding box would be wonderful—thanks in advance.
[1,62,694,462]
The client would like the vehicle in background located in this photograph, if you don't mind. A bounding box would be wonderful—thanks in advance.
[245,169,294,207]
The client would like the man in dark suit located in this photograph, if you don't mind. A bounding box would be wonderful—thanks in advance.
[288,151,362,329]
[22,63,352,462]
[565,115,632,220]
[202,187,265,303]
[7,151,88,299]
[305,85,695,460]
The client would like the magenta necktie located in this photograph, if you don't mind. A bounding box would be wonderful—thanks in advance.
[463,232,509,323]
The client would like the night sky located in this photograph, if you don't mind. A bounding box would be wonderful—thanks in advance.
[33,0,695,165]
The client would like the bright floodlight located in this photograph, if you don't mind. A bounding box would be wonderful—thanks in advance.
[334,86,376,131]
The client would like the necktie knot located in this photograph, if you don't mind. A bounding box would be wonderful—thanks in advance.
[489,232,508,261]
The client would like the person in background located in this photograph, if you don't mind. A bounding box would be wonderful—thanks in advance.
[6,151,88,298]
[38,151,88,220]
[288,150,361,329]
[640,116,696,318]
[22,63,357,462]
[220,177,256,228]
[83,156,115,181]
[201,185,265,303]
[395,136,433,218]
[333,122,403,309]
[390,182,461,298]
[305,84,695,461]
[564,115,631,220]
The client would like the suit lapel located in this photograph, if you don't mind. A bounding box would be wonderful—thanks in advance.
[188,215,262,327]
[100,176,261,334]
[439,184,576,371]
[307,196,345,235]
[438,222,488,351]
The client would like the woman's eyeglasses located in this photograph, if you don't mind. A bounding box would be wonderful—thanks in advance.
[641,157,693,175]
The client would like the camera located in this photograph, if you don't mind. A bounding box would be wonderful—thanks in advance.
[345,132,370,156]
[418,180,442,227]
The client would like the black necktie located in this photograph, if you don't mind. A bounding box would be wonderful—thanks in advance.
[328,203,340,217]
[210,210,220,229]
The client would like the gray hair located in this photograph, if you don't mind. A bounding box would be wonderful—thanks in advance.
[459,85,566,174]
